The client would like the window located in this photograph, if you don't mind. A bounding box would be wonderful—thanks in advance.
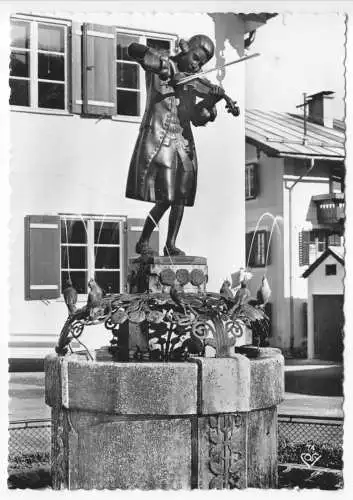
[10,16,176,118]
[325,264,337,276]
[246,230,270,268]
[115,32,174,119]
[299,230,327,266]
[10,17,68,111]
[116,33,141,117]
[25,214,159,301]
[299,230,343,266]
[245,163,258,200]
[61,216,124,294]
[330,176,343,194]
[308,230,330,264]
[328,233,342,246]
[313,231,326,253]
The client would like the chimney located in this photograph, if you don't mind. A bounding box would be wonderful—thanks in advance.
[307,91,335,128]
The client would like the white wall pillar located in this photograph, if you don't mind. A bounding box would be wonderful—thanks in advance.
[307,290,314,359]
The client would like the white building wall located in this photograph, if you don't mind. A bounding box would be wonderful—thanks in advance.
[308,256,344,295]
[307,255,344,358]
[9,11,247,351]
[245,146,336,351]
[245,144,285,348]
[283,169,330,349]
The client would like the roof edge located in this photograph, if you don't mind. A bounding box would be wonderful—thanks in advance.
[302,248,344,278]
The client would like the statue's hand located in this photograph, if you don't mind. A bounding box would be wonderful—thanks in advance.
[208,84,225,99]
[128,43,148,60]
[169,72,188,87]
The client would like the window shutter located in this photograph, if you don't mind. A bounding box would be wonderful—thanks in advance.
[70,22,83,114]
[245,163,259,200]
[126,218,159,262]
[253,163,259,197]
[299,230,310,266]
[246,231,255,267]
[82,23,117,116]
[25,215,61,300]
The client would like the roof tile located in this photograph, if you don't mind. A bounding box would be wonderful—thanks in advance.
[246,110,345,159]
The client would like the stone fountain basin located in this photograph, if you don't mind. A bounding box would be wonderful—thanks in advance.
[45,348,284,490]
[45,348,284,415]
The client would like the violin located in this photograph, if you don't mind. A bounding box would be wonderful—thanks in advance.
[173,73,240,117]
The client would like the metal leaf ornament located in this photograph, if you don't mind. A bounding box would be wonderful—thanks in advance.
[128,310,146,323]
[146,310,165,324]
[111,309,128,324]
[57,278,271,356]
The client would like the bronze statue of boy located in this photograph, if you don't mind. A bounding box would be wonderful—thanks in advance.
[125,34,227,256]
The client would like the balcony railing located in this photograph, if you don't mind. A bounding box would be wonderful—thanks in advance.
[312,193,345,225]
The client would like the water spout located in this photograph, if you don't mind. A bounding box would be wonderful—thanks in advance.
[247,212,283,271]
[264,215,283,275]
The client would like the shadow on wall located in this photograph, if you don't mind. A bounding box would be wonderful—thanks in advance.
[208,13,244,86]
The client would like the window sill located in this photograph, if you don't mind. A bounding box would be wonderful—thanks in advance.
[111,115,142,124]
[10,107,143,123]
[10,106,74,117]
[56,296,88,303]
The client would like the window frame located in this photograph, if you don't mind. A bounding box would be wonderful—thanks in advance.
[10,17,178,119]
[325,264,337,276]
[60,214,126,299]
[10,14,71,115]
[113,27,177,123]
[245,162,258,200]
[308,229,328,264]
[330,175,343,194]
[300,229,343,267]
[254,230,267,267]
[246,229,269,268]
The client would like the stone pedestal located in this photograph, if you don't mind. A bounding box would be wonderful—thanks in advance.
[128,256,208,293]
[45,348,284,490]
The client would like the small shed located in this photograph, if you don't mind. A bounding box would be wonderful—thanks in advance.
[302,247,344,361]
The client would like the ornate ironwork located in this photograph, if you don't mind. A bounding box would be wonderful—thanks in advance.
[56,290,270,360]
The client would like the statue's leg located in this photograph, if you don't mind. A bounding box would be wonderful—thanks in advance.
[164,204,186,256]
[136,201,170,255]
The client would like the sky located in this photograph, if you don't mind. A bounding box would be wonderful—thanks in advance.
[245,12,346,120]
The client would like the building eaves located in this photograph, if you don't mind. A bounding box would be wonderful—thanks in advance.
[246,109,345,161]
[238,13,278,33]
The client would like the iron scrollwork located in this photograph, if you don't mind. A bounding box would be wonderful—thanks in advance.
[56,290,270,360]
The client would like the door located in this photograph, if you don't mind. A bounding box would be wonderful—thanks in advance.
[313,295,344,361]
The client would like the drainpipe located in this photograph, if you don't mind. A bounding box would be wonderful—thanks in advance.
[285,158,316,354]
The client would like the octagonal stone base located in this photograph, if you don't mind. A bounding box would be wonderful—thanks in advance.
[45,348,284,490]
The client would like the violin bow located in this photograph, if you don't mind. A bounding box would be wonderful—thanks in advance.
[175,52,260,86]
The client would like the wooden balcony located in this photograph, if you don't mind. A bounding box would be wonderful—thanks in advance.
[312,193,345,226]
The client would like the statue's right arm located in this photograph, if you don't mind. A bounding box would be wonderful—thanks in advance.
[128,43,172,80]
